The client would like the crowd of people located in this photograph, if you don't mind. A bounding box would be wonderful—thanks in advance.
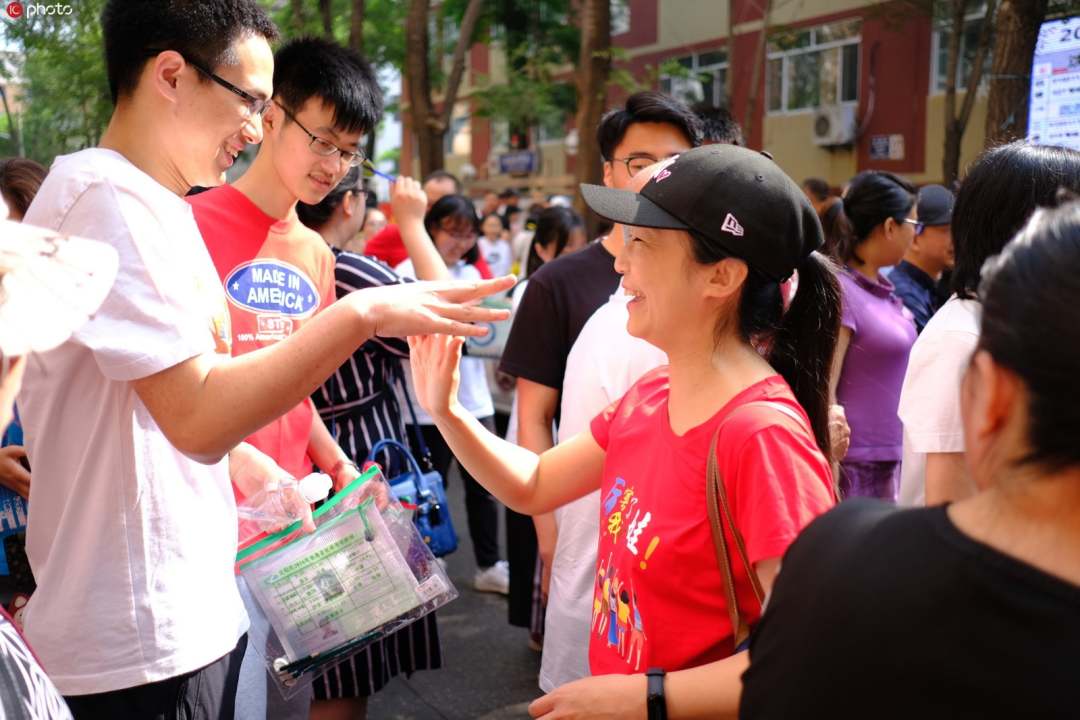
[2,1,1080,720]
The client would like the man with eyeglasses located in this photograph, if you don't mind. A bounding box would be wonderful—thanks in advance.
[18,3,511,717]
[496,91,700,685]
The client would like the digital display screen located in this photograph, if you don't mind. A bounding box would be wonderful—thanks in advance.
[1028,16,1080,150]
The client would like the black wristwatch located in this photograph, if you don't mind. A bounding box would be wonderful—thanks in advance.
[646,667,667,720]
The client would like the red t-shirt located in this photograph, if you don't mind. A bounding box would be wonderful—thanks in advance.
[364,223,494,278]
[588,368,835,674]
[189,185,336,481]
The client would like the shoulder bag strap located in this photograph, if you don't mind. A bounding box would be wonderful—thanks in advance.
[707,399,802,648]
[392,362,434,466]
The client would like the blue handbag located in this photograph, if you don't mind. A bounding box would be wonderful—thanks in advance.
[365,370,458,557]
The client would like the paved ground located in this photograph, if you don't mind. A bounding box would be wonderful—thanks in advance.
[368,466,541,720]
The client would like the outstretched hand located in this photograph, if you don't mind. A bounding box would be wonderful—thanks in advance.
[351,275,514,339]
[408,334,464,420]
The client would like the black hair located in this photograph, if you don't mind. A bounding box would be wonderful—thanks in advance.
[833,171,916,265]
[296,165,363,231]
[596,91,703,161]
[423,170,463,194]
[818,197,845,261]
[101,0,278,104]
[0,157,47,219]
[425,194,481,265]
[802,178,830,202]
[498,188,520,200]
[977,195,1080,471]
[692,103,744,146]
[951,141,1080,300]
[687,237,842,461]
[526,206,584,277]
[274,38,382,136]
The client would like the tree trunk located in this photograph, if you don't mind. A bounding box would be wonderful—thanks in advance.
[405,0,484,178]
[984,0,1048,145]
[573,0,612,236]
[319,0,333,38]
[724,0,736,106]
[349,0,365,54]
[942,0,998,184]
[743,0,772,142]
[289,0,308,35]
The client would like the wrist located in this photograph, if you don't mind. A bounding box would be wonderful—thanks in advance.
[330,457,359,478]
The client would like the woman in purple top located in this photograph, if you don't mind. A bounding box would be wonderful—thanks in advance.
[829,171,918,500]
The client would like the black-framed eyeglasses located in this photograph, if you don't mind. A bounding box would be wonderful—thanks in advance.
[185,57,272,118]
[903,218,925,235]
[277,102,366,168]
[609,155,660,177]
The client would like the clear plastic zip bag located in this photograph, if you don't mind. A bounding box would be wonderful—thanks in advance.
[236,466,457,699]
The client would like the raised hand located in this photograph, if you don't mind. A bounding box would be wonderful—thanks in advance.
[390,176,428,227]
[349,275,515,339]
[407,334,464,420]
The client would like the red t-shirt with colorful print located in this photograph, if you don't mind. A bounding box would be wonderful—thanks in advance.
[588,368,835,675]
[190,185,336,480]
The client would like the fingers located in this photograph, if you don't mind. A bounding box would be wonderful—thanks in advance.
[528,693,555,718]
[430,275,516,302]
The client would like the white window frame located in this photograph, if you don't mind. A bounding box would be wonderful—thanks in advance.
[611,0,631,36]
[659,50,730,107]
[929,5,991,95]
[765,22,861,116]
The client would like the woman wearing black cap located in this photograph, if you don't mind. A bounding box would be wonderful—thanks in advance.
[409,145,841,718]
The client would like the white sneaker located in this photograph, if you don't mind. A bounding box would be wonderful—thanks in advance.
[473,560,510,594]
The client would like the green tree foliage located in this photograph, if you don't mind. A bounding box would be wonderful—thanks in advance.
[3,0,111,164]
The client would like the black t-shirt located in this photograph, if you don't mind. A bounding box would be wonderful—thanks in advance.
[499,241,621,391]
[741,499,1080,720]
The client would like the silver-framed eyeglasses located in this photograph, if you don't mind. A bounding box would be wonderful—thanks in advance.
[277,102,366,168]
[903,218,925,235]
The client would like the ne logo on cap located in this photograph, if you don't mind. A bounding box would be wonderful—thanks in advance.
[721,213,744,237]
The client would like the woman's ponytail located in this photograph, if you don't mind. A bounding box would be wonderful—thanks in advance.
[738,251,841,460]
[769,252,841,459]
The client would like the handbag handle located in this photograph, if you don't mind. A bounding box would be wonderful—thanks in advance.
[366,439,426,497]
[707,400,803,650]
[393,362,434,464]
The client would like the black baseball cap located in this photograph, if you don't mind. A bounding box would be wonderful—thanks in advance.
[580,144,822,281]
[916,184,954,227]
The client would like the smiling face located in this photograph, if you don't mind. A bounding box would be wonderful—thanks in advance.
[170,34,275,187]
[432,215,479,264]
[267,98,364,206]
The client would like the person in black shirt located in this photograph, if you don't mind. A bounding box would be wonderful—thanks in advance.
[498,91,701,643]
[741,195,1080,720]
[890,184,954,332]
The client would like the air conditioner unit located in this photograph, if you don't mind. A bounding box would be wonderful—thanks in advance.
[812,105,857,146]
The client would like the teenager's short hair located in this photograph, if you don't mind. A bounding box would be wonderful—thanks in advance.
[423,170,463,194]
[951,141,1080,299]
[273,38,382,136]
[101,0,278,104]
[693,103,744,146]
[596,92,702,161]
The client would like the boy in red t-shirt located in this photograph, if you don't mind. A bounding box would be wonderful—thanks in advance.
[190,38,379,488]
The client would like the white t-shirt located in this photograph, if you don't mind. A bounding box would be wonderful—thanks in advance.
[539,286,667,692]
[897,296,981,506]
[18,149,247,694]
[478,236,513,278]
[394,258,494,422]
